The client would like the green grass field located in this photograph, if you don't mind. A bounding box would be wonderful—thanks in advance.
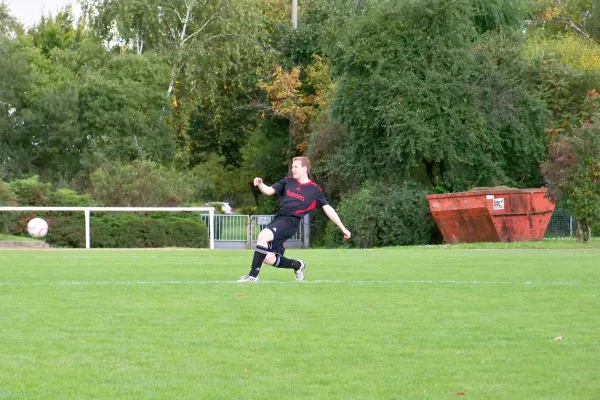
[1,245,599,399]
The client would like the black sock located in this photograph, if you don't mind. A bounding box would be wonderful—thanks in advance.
[275,255,302,270]
[249,245,269,277]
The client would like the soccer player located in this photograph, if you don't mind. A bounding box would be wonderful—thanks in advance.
[238,157,351,282]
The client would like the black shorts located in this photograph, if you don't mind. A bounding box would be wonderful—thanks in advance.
[266,216,301,256]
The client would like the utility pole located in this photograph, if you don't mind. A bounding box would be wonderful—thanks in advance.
[292,0,297,29]
[288,0,298,174]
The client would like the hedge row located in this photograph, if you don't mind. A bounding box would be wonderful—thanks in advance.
[6,212,209,248]
[322,182,439,248]
[91,213,208,248]
[1,177,209,248]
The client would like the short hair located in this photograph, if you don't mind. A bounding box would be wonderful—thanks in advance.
[292,156,311,174]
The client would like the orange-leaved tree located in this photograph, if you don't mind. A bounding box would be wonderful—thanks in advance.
[258,55,333,155]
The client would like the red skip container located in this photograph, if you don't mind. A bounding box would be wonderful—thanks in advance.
[426,188,555,243]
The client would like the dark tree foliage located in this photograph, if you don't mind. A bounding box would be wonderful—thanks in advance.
[323,0,547,192]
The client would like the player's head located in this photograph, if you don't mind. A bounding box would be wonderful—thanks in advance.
[291,157,310,180]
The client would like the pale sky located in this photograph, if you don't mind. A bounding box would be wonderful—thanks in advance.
[5,0,82,28]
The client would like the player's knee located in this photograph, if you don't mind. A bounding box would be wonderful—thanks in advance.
[257,229,274,245]
[263,253,276,265]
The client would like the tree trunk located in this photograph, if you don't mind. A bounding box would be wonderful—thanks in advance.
[576,220,592,242]
[424,159,435,186]
[439,160,446,184]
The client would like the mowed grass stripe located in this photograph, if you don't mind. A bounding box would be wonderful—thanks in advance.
[1,247,599,399]
[0,248,600,282]
[1,280,600,287]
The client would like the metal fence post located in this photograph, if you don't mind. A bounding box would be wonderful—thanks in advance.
[85,209,91,249]
[247,216,252,249]
[303,214,310,248]
[570,217,573,237]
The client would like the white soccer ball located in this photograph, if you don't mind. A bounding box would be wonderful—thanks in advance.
[27,217,49,238]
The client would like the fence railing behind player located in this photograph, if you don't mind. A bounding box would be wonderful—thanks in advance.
[200,214,305,249]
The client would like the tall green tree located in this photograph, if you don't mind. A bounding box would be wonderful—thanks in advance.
[541,111,600,241]
[531,0,600,42]
[0,12,36,180]
[525,1,600,239]
[1,8,177,185]
[0,1,18,35]
[28,7,85,56]
[324,0,547,192]
[522,1,600,134]
[82,0,274,165]
[76,54,176,172]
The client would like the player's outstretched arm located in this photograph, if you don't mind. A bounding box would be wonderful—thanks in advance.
[322,205,351,240]
[253,177,276,196]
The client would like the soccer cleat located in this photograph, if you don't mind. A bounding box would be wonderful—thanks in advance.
[237,275,259,282]
[295,260,306,281]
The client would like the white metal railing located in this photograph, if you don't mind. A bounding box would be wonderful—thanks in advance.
[0,207,215,249]
[251,215,302,241]
[201,214,250,241]
[200,214,304,248]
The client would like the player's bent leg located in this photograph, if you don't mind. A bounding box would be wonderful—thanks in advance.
[261,252,305,281]
[263,253,277,266]
[256,228,274,247]
[239,228,276,281]
[274,254,306,281]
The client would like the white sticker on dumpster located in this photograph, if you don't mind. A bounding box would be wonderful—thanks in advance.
[493,198,505,210]
[486,195,494,200]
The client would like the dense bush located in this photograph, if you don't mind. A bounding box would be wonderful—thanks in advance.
[91,213,209,248]
[89,160,194,207]
[541,114,600,241]
[46,189,97,246]
[1,175,208,248]
[8,211,209,248]
[44,213,87,247]
[323,182,437,248]
[6,209,88,247]
[9,176,52,205]
[4,183,96,247]
[3,176,52,238]
[0,181,17,204]
[191,155,254,208]
[0,181,17,232]
[50,188,95,206]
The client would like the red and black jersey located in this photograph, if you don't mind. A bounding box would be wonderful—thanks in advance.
[271,178,329,218]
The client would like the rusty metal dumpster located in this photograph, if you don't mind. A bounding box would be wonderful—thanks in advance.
[426,188,556,243]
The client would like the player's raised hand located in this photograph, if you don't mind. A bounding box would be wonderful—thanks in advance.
[342,228,352,240]
[253,177,263,187]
